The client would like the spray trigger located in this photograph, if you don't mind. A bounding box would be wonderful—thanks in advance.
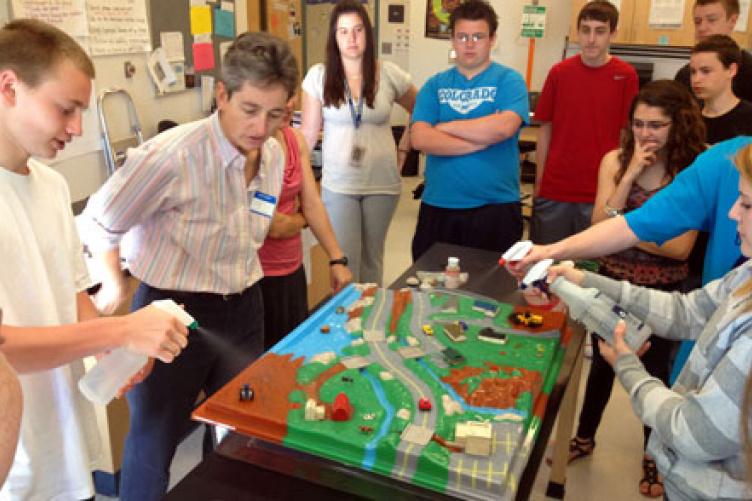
[499,240,533,266]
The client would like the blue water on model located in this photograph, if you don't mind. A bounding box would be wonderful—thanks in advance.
[270,285,363,362]
[361,370,394,470]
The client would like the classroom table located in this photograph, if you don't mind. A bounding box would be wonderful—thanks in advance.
[165,243,586,500]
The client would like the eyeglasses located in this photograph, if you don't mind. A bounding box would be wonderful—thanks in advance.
[455,33,487,43]
[631,120,672,131]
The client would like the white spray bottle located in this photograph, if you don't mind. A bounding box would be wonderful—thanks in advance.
[78,299,196,405]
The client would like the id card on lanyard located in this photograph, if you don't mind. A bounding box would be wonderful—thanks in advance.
[345,78,365,167]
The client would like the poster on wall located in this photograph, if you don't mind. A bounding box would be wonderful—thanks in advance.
[11,0,152,55]
[425,0,462,39]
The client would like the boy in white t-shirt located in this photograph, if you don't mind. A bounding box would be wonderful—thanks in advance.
[0,19,189,500]
[0,309,21,490]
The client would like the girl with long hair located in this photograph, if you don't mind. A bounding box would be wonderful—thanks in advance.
[543,135,752,497]
[301,0,417,284]
[564,80,706,498]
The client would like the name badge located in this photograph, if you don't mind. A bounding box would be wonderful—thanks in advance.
[249,191,277,218]
[350,144,365,167]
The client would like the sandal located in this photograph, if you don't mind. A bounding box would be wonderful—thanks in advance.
[639,457,664,498]
[546,436,595,466]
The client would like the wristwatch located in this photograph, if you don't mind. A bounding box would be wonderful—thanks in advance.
[604,204,625,218]
[329,256,349,266]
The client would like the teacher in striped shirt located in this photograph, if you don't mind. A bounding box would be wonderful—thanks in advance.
[80,32,298,501]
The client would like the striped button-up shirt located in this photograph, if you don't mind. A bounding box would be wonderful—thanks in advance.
[81,112,284,294]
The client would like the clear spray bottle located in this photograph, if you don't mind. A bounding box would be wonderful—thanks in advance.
[549,276,652,352]
[78,299,197,405]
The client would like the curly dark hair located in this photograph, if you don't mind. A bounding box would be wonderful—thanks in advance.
[322,0,377,109]
[616,80,706,185]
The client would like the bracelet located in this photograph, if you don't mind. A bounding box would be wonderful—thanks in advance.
[604,203,625,218]
[398,149,409,153]
[329,256,348,266]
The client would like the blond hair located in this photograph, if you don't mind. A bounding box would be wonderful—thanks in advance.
[734,143,752,298]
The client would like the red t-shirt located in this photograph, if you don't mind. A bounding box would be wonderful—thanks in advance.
[258,126,304,276]
[536,55,638,203]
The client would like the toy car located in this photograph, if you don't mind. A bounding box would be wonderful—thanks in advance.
[418,398,432,411]
[422,324,434,336]
[239,384,254,402]
[442,347,466,366]
[509,311,543,328]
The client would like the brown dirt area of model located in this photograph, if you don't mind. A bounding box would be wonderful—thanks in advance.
[389,289,413,333]
[441,363,542,409]
[194,352,347,444]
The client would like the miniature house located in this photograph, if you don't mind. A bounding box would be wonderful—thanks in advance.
[332,393,353,421]
[455,421,493,456]
[305,398,325,421]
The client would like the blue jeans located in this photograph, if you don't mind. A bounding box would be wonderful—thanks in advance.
[119,282,263,501]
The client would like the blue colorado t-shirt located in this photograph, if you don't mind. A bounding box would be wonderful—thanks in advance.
[412,62,529,209]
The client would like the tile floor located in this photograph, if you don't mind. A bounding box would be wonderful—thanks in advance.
[99,176,650,500]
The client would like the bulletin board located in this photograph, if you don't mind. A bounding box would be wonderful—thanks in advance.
[266,0,303,96]
[149,0,237,80]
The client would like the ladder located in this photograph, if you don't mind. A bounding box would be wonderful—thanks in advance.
[97,88,144,177]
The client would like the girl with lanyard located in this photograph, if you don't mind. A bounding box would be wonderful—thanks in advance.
[301,0,417,284]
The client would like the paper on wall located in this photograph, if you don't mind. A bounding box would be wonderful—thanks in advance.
[193,42,215,72]
[736,0,751,31]
[219,41,233,66]
[161,31,185,62]
[190,4,212,35]
[648,0,686,28]
[214,7,235,38]
[201,75,215,112]
[86,0,151,56]
[194,33,212,44]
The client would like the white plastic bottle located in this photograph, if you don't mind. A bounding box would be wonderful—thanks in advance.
[550,276,652,352]
[445,257,461,289]
[78,299,197,405]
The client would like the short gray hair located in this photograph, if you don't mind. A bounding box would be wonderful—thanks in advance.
[221,31,299,99]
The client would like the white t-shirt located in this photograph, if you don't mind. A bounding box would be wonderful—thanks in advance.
[0,160,99,501]
[302,60,412,195]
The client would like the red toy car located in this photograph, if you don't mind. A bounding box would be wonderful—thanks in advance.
[418,398,431,411]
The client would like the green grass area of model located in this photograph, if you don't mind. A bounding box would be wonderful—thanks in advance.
[365,363,413,412]
[284,369,389,468]
[428,292,445,308]
[341,342,371,357]
[360,289,378,327]
[296,360,339,385]
[541,340,566,395]
[372,432,401,476]
[288,389,306,404]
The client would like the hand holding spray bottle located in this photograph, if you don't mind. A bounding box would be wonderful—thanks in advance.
[79,299,197,405]
[503,241,652,351]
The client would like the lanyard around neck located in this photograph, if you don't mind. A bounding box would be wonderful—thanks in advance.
[343,78,364,129]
